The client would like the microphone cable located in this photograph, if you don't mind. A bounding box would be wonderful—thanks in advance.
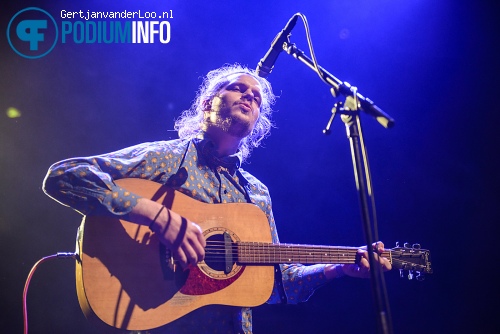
[294,13,330,85]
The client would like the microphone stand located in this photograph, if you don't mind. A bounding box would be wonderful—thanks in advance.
[283,42,395,334]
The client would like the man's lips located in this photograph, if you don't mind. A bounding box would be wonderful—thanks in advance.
[238,102,252,112]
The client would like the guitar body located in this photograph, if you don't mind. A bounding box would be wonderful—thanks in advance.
[76,178,275,331]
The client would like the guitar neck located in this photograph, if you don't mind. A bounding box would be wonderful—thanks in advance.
[236,242,391,265]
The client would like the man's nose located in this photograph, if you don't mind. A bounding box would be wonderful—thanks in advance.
[242,89,254,101]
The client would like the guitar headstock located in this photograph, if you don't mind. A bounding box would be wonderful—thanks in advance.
[389,242,432,281]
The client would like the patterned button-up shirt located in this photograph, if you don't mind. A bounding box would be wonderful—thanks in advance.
[43,138,330,333]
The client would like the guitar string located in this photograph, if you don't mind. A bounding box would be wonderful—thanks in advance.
[203,241,361,251]
[200,242,426,269]
[197,257,427,270]
[204,240,401,253]
[198,256,427,270]
[162,242,425,269]
[203,241,388,257]
[203,242,425,259]
[202,250,423,262]
[197,241,426,269]
[203,241,367,264]
[204,246,361,256]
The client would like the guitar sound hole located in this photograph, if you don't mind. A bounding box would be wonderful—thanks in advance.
[205,233,233,272]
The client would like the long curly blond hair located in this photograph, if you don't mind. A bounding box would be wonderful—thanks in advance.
[174,64,276,162]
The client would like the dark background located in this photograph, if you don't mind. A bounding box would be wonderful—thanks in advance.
[1,1,499,333]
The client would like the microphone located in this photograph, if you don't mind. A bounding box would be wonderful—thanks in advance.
[256,15,298,78]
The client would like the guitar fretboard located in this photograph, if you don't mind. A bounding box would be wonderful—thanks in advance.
[236,242,390,265]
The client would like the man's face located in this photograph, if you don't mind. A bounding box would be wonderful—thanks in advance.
[204,73,263,139]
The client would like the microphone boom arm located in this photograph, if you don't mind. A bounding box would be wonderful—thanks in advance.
[283,42,395,129]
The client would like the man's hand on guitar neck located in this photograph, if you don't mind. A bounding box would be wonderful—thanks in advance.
[129,198,206,269]
[324,242,392,279]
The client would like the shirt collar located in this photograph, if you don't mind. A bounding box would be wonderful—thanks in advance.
[194,137,242,172]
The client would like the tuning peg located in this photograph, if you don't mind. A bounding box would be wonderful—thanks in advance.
[399,269,404,278]
[396,241,400,247]
[416,272,425,281]
[404,242,410,248]
[413,243,421,249]
[408,270,414,280]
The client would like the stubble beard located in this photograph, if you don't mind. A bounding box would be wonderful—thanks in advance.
[205,101,253,139]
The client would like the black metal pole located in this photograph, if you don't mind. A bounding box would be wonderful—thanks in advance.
[284,42,394,334]
[341,110,393,334]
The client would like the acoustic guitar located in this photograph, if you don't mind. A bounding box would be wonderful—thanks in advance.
[75,178,432,331]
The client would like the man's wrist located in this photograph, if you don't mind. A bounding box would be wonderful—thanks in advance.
[325,264,346,280]
[334,264,346,278]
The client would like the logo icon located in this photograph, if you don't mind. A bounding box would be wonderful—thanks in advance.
[7,7,58,59]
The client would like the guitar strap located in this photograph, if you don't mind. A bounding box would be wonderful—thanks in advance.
[162,140,191,188]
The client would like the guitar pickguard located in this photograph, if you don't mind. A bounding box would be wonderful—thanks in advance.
[180,227,245,295]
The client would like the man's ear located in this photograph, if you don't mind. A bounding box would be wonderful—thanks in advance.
[202,99,212,111]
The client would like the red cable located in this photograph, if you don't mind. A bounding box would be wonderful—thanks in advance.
[23,253,76,334]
